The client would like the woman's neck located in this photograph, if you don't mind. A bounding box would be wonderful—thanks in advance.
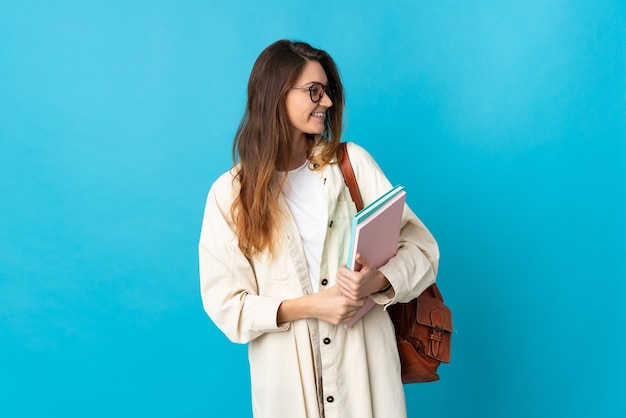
[288,135,309,170]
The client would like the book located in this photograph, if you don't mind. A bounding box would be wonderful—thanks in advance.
[344,185,406,328]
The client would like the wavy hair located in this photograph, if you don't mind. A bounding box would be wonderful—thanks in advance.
[231,40,345,257]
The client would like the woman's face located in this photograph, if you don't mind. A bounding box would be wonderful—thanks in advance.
[285,60,333,141]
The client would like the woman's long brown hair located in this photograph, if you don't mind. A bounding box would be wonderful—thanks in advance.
[231,40,345,257]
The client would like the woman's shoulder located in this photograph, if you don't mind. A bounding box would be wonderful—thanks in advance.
[344,141,380,170]
[208,166,240,202]
[342,141,392,200]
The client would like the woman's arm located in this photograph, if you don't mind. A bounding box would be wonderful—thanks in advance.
[342,143,440,304]
[277,285,366,325]
[199,173,289,344]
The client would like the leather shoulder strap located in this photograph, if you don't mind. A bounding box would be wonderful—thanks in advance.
[338,142,364,211]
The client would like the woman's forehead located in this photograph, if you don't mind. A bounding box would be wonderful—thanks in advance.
[295,61,328,85]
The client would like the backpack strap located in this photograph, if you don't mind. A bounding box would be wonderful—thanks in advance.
[338,142,364,211]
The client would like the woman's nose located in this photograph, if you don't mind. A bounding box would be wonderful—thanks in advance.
[319,91,333,107]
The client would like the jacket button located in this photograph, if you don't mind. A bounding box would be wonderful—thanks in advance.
[323,337,331,345]
[321,278,328,286]
[326,396,334,403]
[328,220,334,228]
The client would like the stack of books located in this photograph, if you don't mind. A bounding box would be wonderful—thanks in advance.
[344,185,406,328]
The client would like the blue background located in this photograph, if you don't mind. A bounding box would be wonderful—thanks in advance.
[1,1,624,417]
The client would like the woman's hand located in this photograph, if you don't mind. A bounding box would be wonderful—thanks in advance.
[277,255,390,326]
[336,253,391,300]
[277,285,367,326]
[311,285,367,325]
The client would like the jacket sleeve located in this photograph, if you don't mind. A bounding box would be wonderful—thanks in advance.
[198,172,289,344]
[345,142,440,305]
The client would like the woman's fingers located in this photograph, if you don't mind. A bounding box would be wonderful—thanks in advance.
[337,255,381,300]
[314,286,367,324]
[355,253,373,269]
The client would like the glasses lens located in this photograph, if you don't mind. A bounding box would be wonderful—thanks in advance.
[309,83,323,102]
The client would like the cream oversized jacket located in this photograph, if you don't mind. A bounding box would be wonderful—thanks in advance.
[199,142,439,418]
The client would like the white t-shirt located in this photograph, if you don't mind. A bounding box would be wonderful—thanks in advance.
[282,161,328,293]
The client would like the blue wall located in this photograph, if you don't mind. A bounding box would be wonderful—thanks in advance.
[1,1,624,417]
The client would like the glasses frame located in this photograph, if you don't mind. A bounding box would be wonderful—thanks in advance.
[290,82,334,103]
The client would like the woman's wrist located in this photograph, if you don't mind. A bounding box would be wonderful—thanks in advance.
[277,296,311,324]
[376,273,392,293]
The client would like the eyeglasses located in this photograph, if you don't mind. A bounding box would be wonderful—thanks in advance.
[291,82,335,103]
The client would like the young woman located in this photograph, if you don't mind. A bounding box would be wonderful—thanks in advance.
[199,40,439,418]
